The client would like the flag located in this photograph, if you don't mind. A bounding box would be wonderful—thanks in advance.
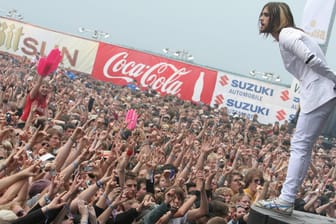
[301,0,336,45]
[66,71,76,80]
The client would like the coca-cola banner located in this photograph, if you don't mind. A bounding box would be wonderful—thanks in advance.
[212,72,298,124]
[92,43,218,104]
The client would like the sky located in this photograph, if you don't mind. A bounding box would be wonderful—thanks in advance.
[1,0,335,87]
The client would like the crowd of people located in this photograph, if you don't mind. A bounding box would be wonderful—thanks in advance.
[0,51,335,224]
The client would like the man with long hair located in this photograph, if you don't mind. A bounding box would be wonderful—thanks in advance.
[255,2,336,215]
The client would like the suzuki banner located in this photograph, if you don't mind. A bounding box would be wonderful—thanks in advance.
[212,72,298,124]
[92,42,218,104]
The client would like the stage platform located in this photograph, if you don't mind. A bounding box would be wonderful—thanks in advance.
[248,205,336,224]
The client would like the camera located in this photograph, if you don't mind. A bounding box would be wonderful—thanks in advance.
[282,140,291,146]
[5,112,11,124]
[248,125,257,133]
[217,159,225,168]
[82,166,94,172]
[225,154,230,160]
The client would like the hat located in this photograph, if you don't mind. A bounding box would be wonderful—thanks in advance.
[88,114,98,120]
[120,129,132,140]
[29,179,51,198]
[39,153,55,161]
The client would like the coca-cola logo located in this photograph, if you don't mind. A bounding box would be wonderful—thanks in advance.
[103,52,191,95]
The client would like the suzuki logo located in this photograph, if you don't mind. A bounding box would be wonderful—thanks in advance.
[215,94,224,105]
[276,109,286,121]
[219,75,229,86]
[280,90,290,101]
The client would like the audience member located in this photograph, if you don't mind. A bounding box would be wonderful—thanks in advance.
[0,52,335,223]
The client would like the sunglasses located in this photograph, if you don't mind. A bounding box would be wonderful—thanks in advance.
[253,178,264,184]
[233,178,242,182]
[155,187,166,193]
[41,142,50,148]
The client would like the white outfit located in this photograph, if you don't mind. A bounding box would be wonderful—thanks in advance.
[278,27,336,203]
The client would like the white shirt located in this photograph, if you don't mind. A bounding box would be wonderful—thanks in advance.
[279,27,336,113]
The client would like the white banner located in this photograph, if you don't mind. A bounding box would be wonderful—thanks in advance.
[0,17,99,74]
[301,0,336,45]
[212,72,298,124]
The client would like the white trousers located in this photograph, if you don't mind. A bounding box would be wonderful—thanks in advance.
[280,98,336,203]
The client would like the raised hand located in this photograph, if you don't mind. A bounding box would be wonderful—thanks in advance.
[77,199,89,217]
[200,140,215,154]
[19,160,41,177]
[47,191,67,210]
[164,188,176,204]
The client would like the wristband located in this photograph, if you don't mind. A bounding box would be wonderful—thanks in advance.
[44,195,51,205]
[24,144,31,151]
[103,192,111,205]
[0,163,5,171]
[70,137,75,143]
[189,190,201,198]
[72,161,79,169]
[96,180,103,188]
[44,206,50,221]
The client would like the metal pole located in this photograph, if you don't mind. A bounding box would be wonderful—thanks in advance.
[321,0,336,54]
[321,1,336,138]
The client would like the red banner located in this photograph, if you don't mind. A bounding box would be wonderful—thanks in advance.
[92,43,217,104]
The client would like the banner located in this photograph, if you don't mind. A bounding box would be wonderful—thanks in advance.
[92,42,218,104]
[301,0,336,45]
[0,16,302,125]
[212,72,298,124]
[0,17,98,74]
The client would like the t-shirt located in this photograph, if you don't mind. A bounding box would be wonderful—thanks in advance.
[169,213,188,224]
[243,188,256,202]
[20,92,47,121]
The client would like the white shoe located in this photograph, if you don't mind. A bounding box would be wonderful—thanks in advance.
[255,198,294,216]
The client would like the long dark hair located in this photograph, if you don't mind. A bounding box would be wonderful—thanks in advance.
[259,2,295,36]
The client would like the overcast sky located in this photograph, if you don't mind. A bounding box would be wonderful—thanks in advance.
[1,0,335,86]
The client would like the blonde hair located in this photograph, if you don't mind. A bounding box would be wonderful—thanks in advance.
[215,187,234,196]
[277,3,295,33]
[1,140,13,150]
[0,209,18,222]
[207,216,227,224]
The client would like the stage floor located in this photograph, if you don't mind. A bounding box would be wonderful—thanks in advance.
[248,205,336,224]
